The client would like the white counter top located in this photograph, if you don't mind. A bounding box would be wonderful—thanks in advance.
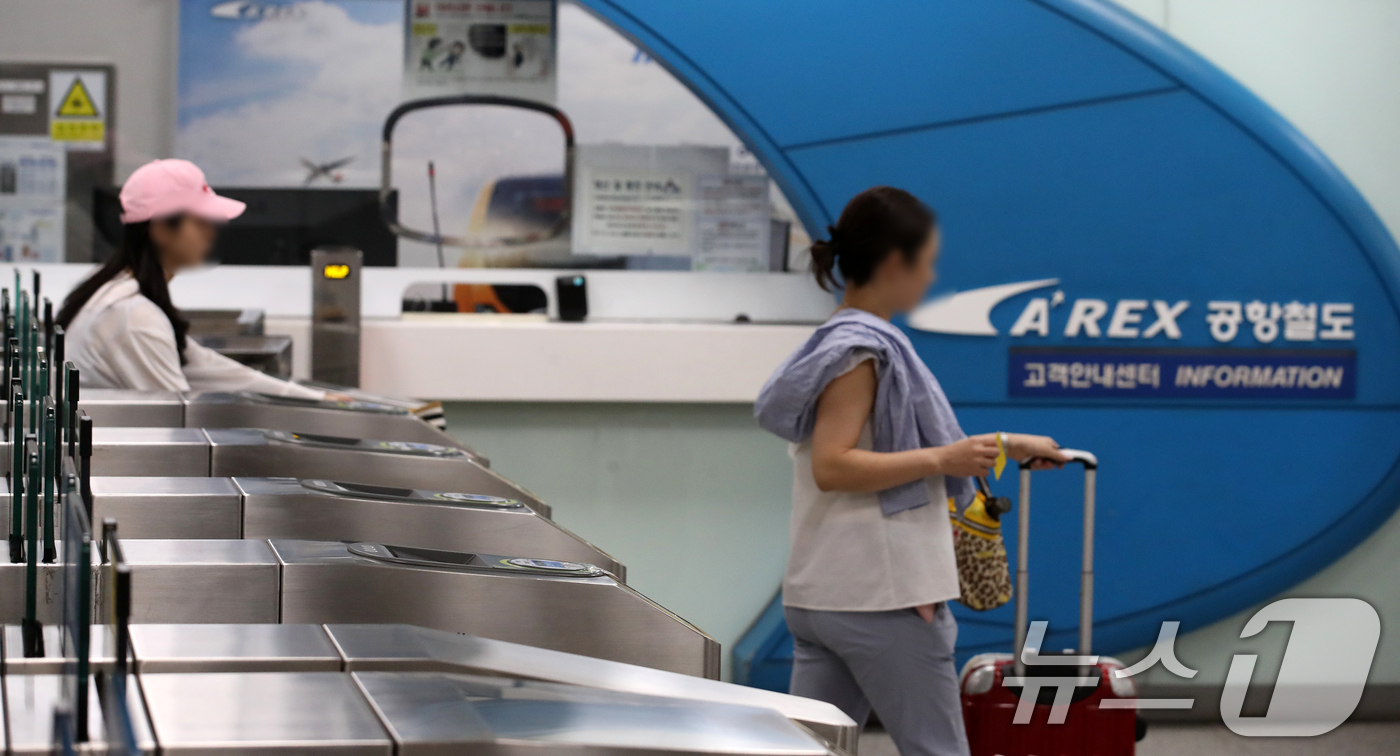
[7,263,827,403]
[269,316,815,403]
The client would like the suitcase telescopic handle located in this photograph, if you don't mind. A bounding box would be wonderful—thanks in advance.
[1012,448,1097,677]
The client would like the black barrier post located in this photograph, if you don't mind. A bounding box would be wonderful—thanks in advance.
[28,322,37,435]
[42,298,51,355]
[53,327,64,452]
[66,365,79,459]
[8,383,21,563]
[80,413,93,523]
[22,443,43,657]
[42,399,56,564]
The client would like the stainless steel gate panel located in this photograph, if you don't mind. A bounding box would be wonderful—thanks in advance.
[111,540,280,624]
[238,478,607,577]
[273,540,718,679]
[207,429,548,516]
[140,672,393,756]
[129,624,341,673]
[0,545,65,625]
[0,621,856,750]
[184,392,477,457]
[91,428,211,477]
[79,389,186,427]
[1,625,113,676]
[4,675,113,754]
[326,624,856,751]
[353,671,833,756]
[91,477,243,539]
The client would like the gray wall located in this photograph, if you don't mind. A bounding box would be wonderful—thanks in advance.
[0,0,178,182]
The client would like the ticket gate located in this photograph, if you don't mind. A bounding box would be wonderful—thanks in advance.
[0,544,63,625]
[1,428,547,516]
[2,674,152,755]
[78,389,473,456]
[1,624,857,750]
[104,539,718,679]
[6,669,840,756]
[87,476,621,578]
[150,671,837,756]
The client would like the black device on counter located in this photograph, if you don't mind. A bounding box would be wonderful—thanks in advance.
[555,275,588,322]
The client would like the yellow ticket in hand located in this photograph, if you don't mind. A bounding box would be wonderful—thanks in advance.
[994,432,1008,480]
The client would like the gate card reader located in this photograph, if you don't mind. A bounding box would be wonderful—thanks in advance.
[1,427,550,518]
[98,538,716,679]
[78,388,480,459]
[344,542,605,577]
[274,539,717,678]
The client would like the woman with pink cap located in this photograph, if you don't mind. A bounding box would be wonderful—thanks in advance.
[58,159,326,397]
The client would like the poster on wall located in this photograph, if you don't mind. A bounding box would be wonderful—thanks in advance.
[176,0,404,187]
[0,62,114,262]
[570,144,769,269]
[403,0,557,103]
[694,174,770,272]
[575,169,692,255]
[0,137,66,261]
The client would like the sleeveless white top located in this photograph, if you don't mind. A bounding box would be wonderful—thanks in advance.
[782,353,961,611]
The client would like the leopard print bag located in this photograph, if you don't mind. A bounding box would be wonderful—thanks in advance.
[949,477,1013,611]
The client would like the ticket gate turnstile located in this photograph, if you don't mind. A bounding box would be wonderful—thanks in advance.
[78,389,474,457]
[85,476,621,579]
[7,669,841,756]
[1,623,857,751]
[100,539,718,679]
[2,674,153,755]
[1,427,547,517]
[144,671,836,756]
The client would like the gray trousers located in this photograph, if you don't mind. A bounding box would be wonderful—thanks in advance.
[785,603,969,756]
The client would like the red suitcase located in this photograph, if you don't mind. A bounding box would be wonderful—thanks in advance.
[959,450,1143,756]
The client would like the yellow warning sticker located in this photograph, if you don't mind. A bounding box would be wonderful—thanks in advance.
[50,121,104,143]
[48,70,107,148]
[56,77,99,118]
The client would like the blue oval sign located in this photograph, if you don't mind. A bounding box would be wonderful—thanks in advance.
[586,0,1400,657]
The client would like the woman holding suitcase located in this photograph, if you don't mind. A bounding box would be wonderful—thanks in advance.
[755,186,1066,756]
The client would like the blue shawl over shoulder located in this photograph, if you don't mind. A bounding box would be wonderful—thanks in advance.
[754,308,973,515]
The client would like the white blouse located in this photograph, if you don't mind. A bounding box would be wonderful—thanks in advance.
[782,352,961,612]
[65,273,324,398]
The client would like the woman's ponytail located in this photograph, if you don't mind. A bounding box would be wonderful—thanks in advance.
[808,187,935,291]
[809,225,842,292]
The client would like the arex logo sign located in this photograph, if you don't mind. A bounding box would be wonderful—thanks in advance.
[908,280,1358,400]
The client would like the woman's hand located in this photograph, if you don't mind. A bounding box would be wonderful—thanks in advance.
[1005,433,1068,470]
[929,436,1001,477]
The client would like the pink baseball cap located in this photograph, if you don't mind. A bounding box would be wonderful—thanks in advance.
[119,159,246,224]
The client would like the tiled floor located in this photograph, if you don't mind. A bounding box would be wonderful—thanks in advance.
[857,722,1400,756]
